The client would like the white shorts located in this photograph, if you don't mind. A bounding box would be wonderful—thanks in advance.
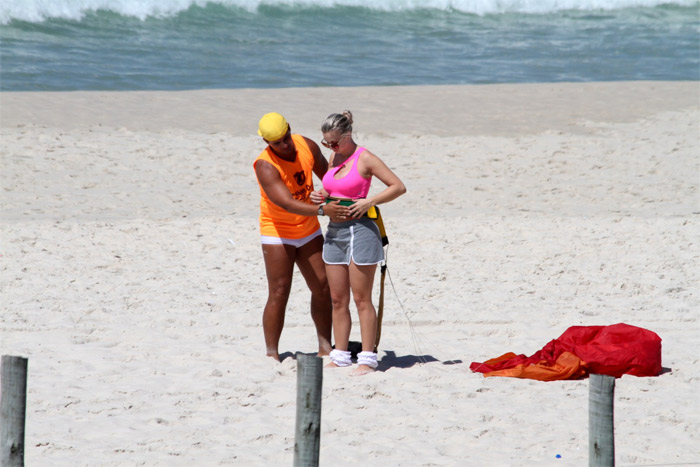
[261,228,322,248]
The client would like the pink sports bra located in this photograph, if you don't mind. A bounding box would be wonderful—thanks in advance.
[322,146,372,199]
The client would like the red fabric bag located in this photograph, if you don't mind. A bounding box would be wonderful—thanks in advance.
[470,323,662,381]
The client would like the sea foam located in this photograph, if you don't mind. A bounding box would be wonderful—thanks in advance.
[2,0,697,24]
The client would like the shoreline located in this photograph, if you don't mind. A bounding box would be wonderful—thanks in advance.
[2,81,697,136]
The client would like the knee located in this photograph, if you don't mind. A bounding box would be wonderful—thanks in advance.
[309,282,331,307]
[353,295,374,313]
[330,293,350,311]
[268,281,292,303]
[317,280,331,299]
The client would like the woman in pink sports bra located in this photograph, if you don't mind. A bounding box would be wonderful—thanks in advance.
[321,144,372,200]
[314,110,406,375]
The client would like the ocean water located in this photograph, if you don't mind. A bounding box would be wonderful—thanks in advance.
[0,0,698,91]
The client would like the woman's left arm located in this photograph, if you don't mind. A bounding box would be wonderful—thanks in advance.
[348,150,406,218]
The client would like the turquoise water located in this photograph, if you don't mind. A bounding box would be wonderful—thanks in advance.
[1,0,698,91]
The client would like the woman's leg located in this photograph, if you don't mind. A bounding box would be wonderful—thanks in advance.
[325,263,351,366]
[349,262,378,374]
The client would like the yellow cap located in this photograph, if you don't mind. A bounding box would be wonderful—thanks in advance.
[257,112,289,141]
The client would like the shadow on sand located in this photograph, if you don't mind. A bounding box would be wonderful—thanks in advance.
[376,350,462,371]
[280,348,463,371]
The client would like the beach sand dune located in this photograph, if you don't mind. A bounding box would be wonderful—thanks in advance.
[1,82,698,465]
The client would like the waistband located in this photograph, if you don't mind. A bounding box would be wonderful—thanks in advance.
[325,197,377,219]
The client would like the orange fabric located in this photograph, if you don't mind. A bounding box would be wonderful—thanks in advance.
[475,351,588,381]
[470,323,662,381]
[254,134,320,238]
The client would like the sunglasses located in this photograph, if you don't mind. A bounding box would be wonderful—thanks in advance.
[321,133,349,150]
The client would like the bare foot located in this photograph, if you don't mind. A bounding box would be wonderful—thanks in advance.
[325,361,340,368]
[350,364,375,376]
[266,352,281,362]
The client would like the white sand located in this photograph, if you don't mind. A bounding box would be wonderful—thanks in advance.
[1,82,698,465]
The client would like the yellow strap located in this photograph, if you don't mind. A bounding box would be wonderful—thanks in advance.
[372,206,388,246]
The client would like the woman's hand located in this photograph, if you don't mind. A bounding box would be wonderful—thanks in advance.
[310,190,326,204]
[347,198,373,218]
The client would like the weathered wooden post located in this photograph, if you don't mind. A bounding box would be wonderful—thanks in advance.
[589,373,615,467]
[293,352,323,467]
[1,355,28,467]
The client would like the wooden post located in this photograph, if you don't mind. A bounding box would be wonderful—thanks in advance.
[1,355,28,467]
[589,373,615,467]
[293,353,323,467]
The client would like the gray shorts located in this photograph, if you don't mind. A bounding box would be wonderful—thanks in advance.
[322,217,384,266]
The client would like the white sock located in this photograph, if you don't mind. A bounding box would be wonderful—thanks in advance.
[329,349,352,367]
[357,351,378,369]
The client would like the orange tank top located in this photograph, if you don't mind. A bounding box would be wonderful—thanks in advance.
[254,134,321,238]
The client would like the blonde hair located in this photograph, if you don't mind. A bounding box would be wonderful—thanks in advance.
[321,110,353,134]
